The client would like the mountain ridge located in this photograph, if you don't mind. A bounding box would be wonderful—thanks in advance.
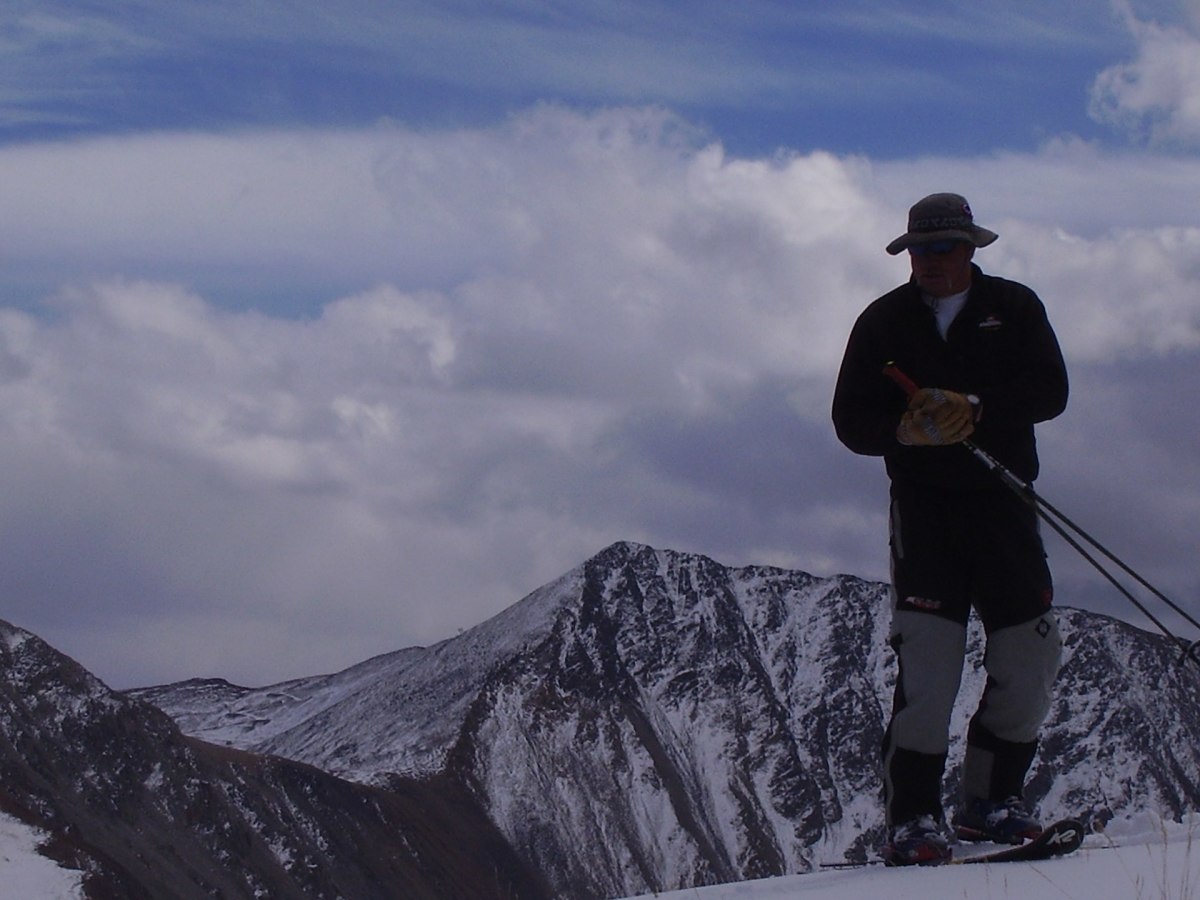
[137,540,1200,898]
[0,617,549,899]
[5,540,1199,899]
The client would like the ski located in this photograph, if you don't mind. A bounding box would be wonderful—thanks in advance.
[819,818,1087,869]
[952,818,1086,865]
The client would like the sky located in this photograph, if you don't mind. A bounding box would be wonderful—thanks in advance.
[0,0,1199,689]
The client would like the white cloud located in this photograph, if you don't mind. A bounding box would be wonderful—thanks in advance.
[1090,1,1200,146]
[0,107,1197,687]
[1016,225,1200,357]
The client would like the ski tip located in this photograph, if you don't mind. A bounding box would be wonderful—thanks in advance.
[955,817,1086,865]
[1043,818,1087,851]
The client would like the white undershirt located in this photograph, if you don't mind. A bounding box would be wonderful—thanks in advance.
[925,289,968,340]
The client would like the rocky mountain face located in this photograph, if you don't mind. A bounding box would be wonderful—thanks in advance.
[0,620,548,899]
[4,541,1199,898]
[134,541,1200,900]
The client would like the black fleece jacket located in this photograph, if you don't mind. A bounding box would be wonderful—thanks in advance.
[832,264,1068,491]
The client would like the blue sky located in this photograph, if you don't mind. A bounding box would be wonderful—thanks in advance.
[1,1,1199,687]
[0,2,1155,156]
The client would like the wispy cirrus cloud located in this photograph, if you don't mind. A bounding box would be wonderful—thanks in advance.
[0,1,1135,154]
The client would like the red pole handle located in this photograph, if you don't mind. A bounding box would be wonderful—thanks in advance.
[882,362,920,398]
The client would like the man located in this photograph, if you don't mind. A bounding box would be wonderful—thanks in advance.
[831,193,1068,866]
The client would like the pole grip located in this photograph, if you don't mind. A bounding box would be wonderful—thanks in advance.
[882,362,920,398]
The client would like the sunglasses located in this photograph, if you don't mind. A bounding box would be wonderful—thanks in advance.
[909,240,964,257]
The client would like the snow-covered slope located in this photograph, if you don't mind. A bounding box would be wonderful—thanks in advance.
[139,541,1200,899]
[621,815,1200,900]
[0,618,547,899]
[0,811,84,899]
[137,566,582,782]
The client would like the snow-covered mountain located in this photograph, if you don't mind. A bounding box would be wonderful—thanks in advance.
[135,540,1200,900]
[0,618,546,899]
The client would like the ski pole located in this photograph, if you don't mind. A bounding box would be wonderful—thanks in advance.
[882,363,1200,667]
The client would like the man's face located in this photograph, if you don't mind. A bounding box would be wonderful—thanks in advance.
[909,240,974,297]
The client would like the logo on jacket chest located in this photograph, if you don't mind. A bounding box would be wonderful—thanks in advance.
[978,314,1003,330]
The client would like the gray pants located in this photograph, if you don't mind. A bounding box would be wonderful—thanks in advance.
[883,607,1061,826]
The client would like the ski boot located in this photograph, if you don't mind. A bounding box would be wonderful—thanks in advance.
[882,815,952,866]
[955,796,1043,844]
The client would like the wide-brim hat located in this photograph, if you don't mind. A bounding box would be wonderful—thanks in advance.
[886,192,999,255]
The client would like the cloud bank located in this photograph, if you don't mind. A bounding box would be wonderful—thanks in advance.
[1,104,1198,688]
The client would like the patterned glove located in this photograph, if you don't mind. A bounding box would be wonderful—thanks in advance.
[896,388,975,446]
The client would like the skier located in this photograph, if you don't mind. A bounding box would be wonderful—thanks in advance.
[831,193,1069,865]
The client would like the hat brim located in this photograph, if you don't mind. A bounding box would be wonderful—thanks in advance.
[886,227,999,256]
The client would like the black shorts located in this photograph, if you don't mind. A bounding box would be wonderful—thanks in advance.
[889,480,1053,632]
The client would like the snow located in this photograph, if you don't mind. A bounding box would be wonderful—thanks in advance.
[621,816,1200,900]
[0,812,84,899]
[5,806,1197,900]
[136,563,587,784]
